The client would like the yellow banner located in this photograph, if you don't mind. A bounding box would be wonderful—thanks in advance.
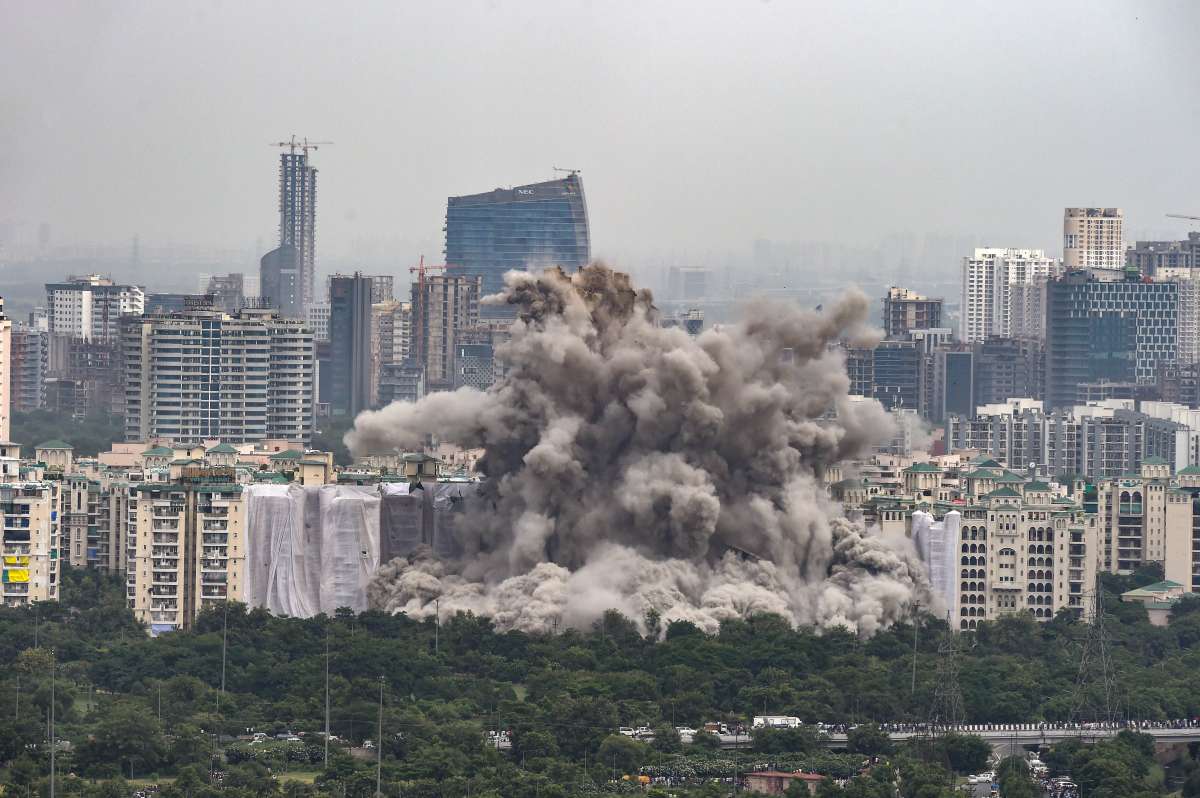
[4,569,29,583]
[3,556,29,566]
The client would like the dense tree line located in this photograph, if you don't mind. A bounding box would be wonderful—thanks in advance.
[0,565,1197,796]
[11,410,124,458]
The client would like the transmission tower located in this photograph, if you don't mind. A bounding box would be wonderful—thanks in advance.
[927,617,966,730]
[1069,582,1121,724]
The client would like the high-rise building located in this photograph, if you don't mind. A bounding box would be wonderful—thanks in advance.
[260,244,302,318]
[378,361,425,406]
[1127,234,1200,276]
[913,488,1098,630]
[305,302,331,342]
[1044,270,1178,409]
[973,336,1044,407]
[328,274,374,418]
[204,273,245,313]
[372,300,414,405]
[871,340,921,411]
[413,275,481,392]
[277,143,318,312]
[122,307,314,444]
[1161,269,1200,366]
[130,476,244,633]
[960,249,1061,343]
[882,287,943,339]
[10,323,47,412]
[0,299,9,442]
[445,173,589,316]
[1064,207,1124,270]
[929,349,974,423]
[369,275,394,304]
[45,274,145,343]
[667,267,712,301]
[0,465,61,607]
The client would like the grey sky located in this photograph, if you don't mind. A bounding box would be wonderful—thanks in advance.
[2,0,1198,262]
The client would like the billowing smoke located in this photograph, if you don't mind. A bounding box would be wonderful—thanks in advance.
[348,265,930,636]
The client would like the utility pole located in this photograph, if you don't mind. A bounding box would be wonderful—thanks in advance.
[158,682,162,727]
[1070,581,1120,724]
[325,625,331,768]
[49,650,55,798]
[910,602,920,698]
[212,602,229,779]
[376,677,384,798]
[434,598,440,655]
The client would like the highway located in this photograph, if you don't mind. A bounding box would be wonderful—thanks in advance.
[714,723,1200,752]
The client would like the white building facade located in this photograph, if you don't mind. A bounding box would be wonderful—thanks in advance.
[1064,207,1124,271]
[960,248,1062,343]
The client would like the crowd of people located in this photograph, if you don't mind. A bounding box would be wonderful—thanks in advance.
[812,718,1200,735]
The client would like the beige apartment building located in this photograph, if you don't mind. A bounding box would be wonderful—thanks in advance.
[0,442,60,606]
[1064,207,1124,270]
[130,473,245,633]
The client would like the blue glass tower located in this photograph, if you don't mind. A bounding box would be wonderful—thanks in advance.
[444,173,590,316]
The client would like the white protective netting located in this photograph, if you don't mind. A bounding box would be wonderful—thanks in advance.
[245,484,381,616]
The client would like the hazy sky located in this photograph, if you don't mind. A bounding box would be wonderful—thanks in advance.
[3,0,1199,261]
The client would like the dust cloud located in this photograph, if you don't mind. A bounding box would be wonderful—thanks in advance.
[348,264,929,636]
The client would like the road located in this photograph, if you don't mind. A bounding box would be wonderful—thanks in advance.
[714,724,1200,752]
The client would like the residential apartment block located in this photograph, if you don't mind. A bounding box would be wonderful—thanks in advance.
[122,307,314,444]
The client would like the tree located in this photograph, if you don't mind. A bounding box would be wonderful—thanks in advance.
[996,755,1036,798]
[937,733,991,775]
[846,723,894,756]
[650,723,681,753]
[596,734,648,777]
[752,725,824,754]
[74,701,166,777]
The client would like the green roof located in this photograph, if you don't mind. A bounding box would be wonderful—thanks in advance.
[35,439,73,450]
[904,463,942,473]
[964,470,999,479]
[269,449,303,460]
[170,458,202,466]
[1142,456,1168,465]
[994,503,1020,511]
[1179,465,1200,476]
[298,459,327,466]
[997,472,1026,483]
[972,457,1003,468]
[1025,481,1051,491]
[1122,580,1184,600]
[142,446,174,456]
[984,487,1022,499]
[207,443,238,454]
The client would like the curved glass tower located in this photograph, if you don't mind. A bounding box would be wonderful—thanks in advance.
[444,172,590,316]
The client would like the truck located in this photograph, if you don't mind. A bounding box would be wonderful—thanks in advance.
[752,715,801,729]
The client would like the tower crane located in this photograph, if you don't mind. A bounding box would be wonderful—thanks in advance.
[1166,213,1200,222]
[269,136,333,156]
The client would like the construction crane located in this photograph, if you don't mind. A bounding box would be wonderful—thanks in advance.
[1166,213,1200,222]
[409,255,457,364]
[552,166,580,176]
[269,135,332,156]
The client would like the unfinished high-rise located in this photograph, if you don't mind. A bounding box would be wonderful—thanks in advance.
[262,139,319,316]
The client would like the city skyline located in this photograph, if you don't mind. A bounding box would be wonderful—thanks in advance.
[2,1,1199,264]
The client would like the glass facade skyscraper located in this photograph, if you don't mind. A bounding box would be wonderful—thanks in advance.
[1045,270,1178,408]
[444,173,590,316]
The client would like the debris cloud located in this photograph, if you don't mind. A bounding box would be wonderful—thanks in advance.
[349,264,928,636]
